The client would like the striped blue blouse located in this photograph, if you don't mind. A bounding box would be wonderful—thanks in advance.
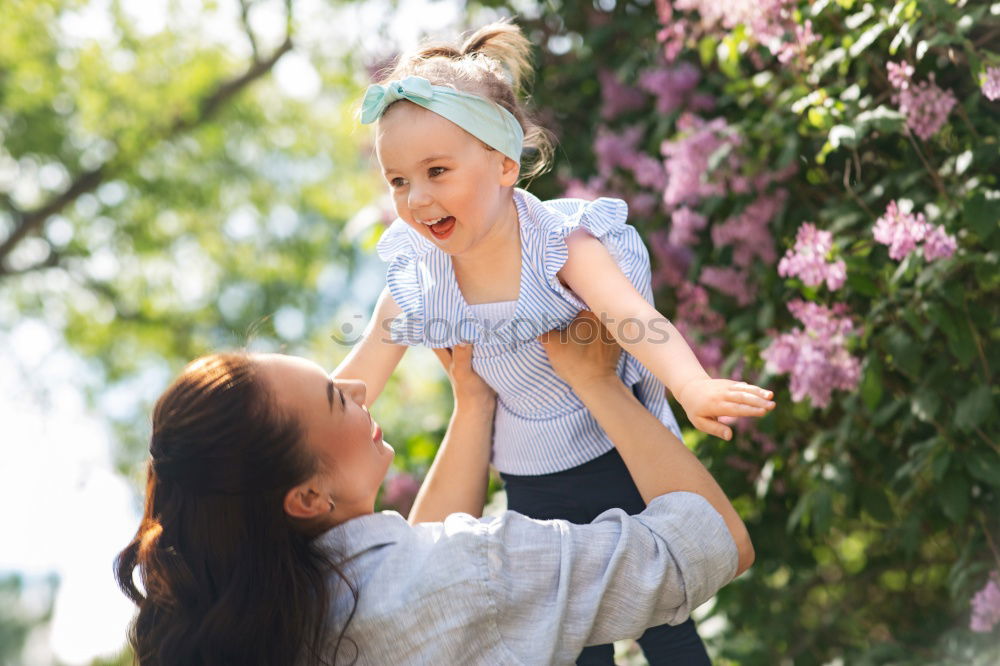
[377,187,683,475]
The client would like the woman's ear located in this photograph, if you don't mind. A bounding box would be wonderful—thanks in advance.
[499,155,520,187]
[283,481,326,520]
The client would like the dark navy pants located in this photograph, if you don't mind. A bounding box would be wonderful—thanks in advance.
[501,448,712,666]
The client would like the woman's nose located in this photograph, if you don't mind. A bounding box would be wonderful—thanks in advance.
[339,378,367,406]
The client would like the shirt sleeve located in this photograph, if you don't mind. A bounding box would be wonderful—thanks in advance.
[484,491,738,664]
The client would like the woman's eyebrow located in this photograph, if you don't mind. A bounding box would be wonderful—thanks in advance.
[327,378,346,412]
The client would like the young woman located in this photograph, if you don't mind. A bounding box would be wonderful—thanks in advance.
[116,312,758,664]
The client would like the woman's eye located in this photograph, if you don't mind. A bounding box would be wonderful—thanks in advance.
[428,167,446,177]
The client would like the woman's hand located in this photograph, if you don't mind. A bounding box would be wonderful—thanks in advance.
[539,310,622,391]
[676,378,776,441]
[432,344,496,408]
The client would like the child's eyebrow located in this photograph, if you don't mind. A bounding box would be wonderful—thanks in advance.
[383,155,453,174]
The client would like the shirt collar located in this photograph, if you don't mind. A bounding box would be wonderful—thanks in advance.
[315,510,410,559]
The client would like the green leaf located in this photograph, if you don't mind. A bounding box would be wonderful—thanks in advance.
[861,357,883,411]
[885,327,922,377]
[698,36,717,67]
[861,486,894,523]
[955,385,994,432]
[931,450,950,481]
[966,450,1000,486]
[924,303,975,367]
[911,385,940,422]
[939,471,969,523]
[963,193,1000,241]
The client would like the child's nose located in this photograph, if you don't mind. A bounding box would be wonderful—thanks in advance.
[407,184,433,210]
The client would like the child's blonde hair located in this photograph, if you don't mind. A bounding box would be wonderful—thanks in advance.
[376,19,555,182]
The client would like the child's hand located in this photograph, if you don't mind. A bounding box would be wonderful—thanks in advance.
[676,379,775,441]
[432,344,496,407]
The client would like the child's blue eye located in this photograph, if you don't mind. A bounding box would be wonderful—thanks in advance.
[429,167,447,177]
[390,178,407,188]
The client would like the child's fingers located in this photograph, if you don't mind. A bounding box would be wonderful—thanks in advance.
[695,416,732,441]
[732,383,773,400]
[717,401,770,418]
[725,389,775,410]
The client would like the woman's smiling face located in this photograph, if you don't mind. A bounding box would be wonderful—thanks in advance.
[256,354,394,514]
[375,100,519,256]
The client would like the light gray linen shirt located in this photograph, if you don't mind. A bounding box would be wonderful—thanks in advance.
[315,491,738,665]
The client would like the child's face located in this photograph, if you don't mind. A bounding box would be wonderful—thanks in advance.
[375,101,519,256]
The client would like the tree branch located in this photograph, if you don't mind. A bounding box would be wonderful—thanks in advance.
[239,0,260,61]
[0,165,105,270]
[0,34,293,277]
[0,243,62,278]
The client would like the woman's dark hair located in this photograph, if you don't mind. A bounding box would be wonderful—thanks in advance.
[115,352,357,665]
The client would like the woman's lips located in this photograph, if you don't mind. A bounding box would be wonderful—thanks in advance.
[429,216,456,239]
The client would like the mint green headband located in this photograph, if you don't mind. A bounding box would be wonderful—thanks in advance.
[360,75,524,163]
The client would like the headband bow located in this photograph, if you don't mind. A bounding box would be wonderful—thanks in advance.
[359,75,524,163]
[360,76,435,123]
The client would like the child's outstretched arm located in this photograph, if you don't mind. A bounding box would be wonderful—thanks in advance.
[559,230,775,440]
[331,286,408,407]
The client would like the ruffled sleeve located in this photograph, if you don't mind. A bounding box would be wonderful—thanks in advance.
[540,196,637,310]
[375,220,428,346]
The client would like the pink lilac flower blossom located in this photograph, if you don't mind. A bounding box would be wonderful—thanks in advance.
[778,222,847,290]
[561,176,607,202]
[676,282,724,333]
[649,231,693,289]
[660,114,734,208]
[761,300,862,408]
[668,207,707,246]
[673,282,726,375]
[594,125,644,177]
[598,68,647,120]
[891,70,957,141]
[970,571,1000,633]
[382,471,421,516]
[700,266,757,305]
[887,60,915,90]
[631,153,668,190]
[628,192,659,218]
[774,19,819,67]
[873,200,931,260]
[712,190,786,268]
[638,63,701,114]
[921,224,958,261]
[982,66,1000,101]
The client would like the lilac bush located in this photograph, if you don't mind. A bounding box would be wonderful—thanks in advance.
[513,0,1000,660]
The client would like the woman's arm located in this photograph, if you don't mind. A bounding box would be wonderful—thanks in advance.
[332,287,408,407]
[558,230,774,440]
[407,345,496,524]
[539,311,759,574]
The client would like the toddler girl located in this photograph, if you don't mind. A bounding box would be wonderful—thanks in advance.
[336,20,774,665]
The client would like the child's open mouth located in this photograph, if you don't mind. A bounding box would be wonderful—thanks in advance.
[429,216,456,240]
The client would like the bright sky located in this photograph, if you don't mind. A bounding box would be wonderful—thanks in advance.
[1,0,472,663]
